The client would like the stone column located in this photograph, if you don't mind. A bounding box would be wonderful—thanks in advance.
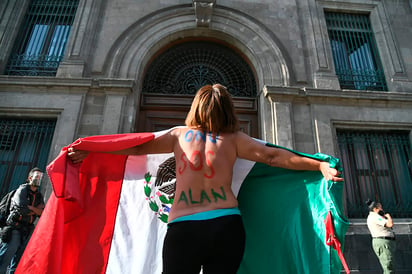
[101,93,126,134]
[57,0,104,77]
[261,86,294,148]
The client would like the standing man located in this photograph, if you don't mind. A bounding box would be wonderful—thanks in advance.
[366,200,396,274]
[0,167,45,274]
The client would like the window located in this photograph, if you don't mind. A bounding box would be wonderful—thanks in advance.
[0,119,56,195]
[5,0,79,76]
[142,41,257,97]
[337,130,412,218]
[325,12,387,91]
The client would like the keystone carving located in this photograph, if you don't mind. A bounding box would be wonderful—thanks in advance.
[193,0,216,27]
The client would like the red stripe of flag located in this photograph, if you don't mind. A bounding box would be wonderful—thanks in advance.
[16,133,154,274]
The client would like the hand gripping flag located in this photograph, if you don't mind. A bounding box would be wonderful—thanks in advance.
[16,127,349,274]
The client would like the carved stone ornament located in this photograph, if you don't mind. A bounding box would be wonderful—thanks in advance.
[193,0,216,27]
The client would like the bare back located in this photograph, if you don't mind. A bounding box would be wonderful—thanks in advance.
[169,127,238,221]
[88,126,333,221]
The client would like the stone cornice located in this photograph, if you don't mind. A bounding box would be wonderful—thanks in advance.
[0,76,134,94]
[346,219,412,236]
[263,85,412,106]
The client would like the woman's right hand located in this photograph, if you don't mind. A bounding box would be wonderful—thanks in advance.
[67,147,89,164]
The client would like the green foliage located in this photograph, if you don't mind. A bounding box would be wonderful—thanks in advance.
[144,172,151,183]
[144,185,151,197]
[159,195,172,204]
[158,213,168,223]
[149,201,159,212]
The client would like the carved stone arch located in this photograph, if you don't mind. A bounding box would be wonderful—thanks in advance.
[103,5,293,88]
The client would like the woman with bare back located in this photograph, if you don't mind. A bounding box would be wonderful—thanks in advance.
[68,84,342,274]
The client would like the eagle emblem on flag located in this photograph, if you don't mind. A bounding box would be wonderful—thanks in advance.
[143,156,176,222]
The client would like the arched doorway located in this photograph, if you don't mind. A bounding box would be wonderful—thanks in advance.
[138,40,259,137]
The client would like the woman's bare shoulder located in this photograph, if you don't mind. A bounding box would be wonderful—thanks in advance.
[232,130,252,141]
[169,126,188,136]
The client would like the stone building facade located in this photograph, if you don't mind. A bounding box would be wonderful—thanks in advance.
[0,0,411,272]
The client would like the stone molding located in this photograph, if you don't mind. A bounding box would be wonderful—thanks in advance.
[193,0,216,27]
[0,76,134,93]
[101,5,292,89]
[264,85,412,104]
[262,85,412,155]
[347,219,412,235]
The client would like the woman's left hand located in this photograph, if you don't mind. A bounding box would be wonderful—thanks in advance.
[67,147,89,164]
[319,162,343,182]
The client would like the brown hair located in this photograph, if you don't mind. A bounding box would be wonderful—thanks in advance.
[185,84,239,133]
[366,199,381,211]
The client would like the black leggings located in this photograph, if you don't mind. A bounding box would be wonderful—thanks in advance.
[162,215,245,274]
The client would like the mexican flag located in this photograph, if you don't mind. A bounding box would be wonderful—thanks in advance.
[16,128,349,274]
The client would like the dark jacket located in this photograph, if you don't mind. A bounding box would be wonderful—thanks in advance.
[7,183,44,228]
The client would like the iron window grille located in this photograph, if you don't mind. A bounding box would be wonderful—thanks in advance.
[337,130,412,218]
[142,41,257,97]
[5,0,79,76]
[325,12,387,91]
[0,119,55,195]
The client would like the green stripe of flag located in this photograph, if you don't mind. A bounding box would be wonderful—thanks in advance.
[237,146,348,274]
